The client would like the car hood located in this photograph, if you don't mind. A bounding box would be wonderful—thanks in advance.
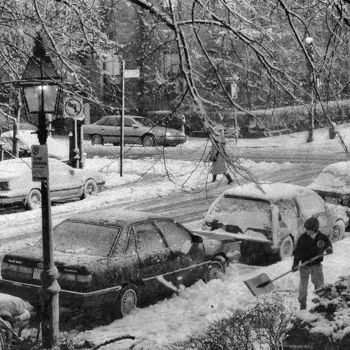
[308,183,349,196]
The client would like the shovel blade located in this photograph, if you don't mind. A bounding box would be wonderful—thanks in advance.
[244,273,274,297]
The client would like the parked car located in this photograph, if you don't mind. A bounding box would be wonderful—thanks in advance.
[202,182,348,262]
[308,162,350,208]
[83,115,186,147]
[0,158,105,210]
[0,209,239,318]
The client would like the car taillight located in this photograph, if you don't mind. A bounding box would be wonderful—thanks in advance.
[1,261,35,282]
[0,182,9,191]
[59,270,92,288]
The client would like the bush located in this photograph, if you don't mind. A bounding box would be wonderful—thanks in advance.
[284,275,350,349]
[169,292,293,350]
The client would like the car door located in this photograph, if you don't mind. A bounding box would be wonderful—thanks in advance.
[49,159,83,200]
[123,117,141,144]
[276,199,304,240]
[295,191,332,235]
[154,219,206,288]
[127,221,178,300]
[101,116,120,144]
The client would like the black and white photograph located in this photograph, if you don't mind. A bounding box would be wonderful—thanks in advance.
[0,1,350,349]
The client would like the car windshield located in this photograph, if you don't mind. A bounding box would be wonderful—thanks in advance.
[209,195,272,232]
[35,221,120,256]
[0,159,31,175]
[134,117,155,127]
[95,117,110,125]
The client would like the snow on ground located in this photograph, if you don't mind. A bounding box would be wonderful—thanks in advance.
[0,155,296,232]
[73,237,350,350]
[2,127,350,348]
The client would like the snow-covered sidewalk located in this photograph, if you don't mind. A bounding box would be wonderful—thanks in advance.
[72,236,350,350]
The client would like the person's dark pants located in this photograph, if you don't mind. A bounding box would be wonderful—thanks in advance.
[299,263,324,310]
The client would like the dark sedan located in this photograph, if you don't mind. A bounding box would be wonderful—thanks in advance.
[0,209,239,318]
[83,115,186,147]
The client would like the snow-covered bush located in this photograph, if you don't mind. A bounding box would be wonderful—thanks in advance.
[169,292,293,350]
[284,275,350,349]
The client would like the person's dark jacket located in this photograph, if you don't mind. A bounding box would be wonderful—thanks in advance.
[292,231,332,269]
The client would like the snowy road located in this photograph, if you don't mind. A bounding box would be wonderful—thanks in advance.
[0,162,319,244]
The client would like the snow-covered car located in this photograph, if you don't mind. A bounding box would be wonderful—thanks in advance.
[0,209,239,318]
[202,182,348,261]
[83,115,186,147]
[0,158,105,210]
[308,161,350,208]
[0,129,69,161]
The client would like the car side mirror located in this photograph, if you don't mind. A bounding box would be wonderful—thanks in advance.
[132,124,139,128]
[192,235,203,244]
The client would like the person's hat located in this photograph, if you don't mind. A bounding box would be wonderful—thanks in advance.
[304,217,319,232]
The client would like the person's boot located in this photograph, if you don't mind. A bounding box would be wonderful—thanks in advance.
[226,173,233,184]
[212,175,217,183]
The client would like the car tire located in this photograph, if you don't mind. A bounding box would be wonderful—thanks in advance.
[142,134,155,147]
[279,236,294,260]
[91,134,103,146]
[82,179,98,199]
[115,285,138,318]
[25,189,42,210]
[330,220,345,242]
[203,261,225,283]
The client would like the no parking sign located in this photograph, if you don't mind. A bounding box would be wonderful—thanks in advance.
[63,97,84,121]
[31,145,48,181]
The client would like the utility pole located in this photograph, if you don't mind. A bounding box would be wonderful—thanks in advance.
[120,60,125,177]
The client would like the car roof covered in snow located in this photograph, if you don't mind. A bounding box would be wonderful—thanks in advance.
[308,161,350,194]
[66,209,166,226]
[222,182,312,202]
[319,161,350,176]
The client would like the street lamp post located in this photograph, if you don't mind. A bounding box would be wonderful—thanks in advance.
[20,34,61,349]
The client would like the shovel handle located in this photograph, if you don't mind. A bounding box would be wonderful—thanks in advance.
[269,253,326,284]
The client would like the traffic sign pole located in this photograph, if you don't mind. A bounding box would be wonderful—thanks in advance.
[120,60,125,177]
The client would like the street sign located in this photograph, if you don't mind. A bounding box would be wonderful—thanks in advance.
[63,97,84,121]
[124,69,140,79]
[31,145,48,181]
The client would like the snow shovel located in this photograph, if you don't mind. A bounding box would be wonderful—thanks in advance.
[244,253,326,297]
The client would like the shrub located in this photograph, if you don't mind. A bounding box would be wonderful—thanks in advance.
[169,291,294,350]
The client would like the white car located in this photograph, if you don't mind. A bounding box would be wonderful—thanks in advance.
[0,158,105,210]
[203,182,348,262]
[308,161,350,208]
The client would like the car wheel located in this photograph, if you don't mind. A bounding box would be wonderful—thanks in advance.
[330,221,345,242]
[91,134,103,145]
[203,261,225,283]
[116,285,138,318]
[82,179,98,199]
[142,134,155,147]
[26,189,42,210]
[279,236,294,260]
